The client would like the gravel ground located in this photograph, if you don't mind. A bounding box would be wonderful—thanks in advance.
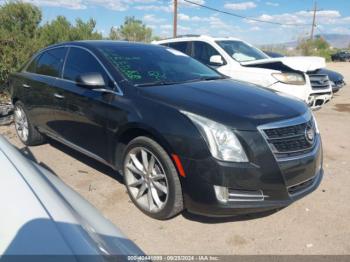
[1,62,349,255]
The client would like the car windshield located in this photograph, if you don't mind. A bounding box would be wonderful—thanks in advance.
[98,45,223,86]
[216,40,269,62]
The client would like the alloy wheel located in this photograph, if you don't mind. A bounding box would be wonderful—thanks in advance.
[14,106,29,142]
[124,147,169,213]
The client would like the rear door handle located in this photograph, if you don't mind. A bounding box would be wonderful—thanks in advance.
[53,93,65,99]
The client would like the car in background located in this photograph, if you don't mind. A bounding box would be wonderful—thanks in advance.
[0,135,144,259]
[154,35,333,109]
[331,50,350,62]
[264,51,346,93]
[9,41,323,219]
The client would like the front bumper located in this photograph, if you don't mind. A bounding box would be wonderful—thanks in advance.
[308,92,332,109]
[332,81,346,93]
[180,133,323,217]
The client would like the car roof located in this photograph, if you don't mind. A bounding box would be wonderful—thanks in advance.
[42,40,163,52]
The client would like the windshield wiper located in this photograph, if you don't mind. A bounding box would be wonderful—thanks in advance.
[134,81,177,87]
[199,76,227,81]
[134,76,227,87]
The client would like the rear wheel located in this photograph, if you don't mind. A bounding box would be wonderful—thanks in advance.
[123,136,183,220]
[14,101,46,146]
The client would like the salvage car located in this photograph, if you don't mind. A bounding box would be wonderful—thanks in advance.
[0,135,144,258]
[154,35,333,109]
[9,41,323,219]
[264,51,346,93]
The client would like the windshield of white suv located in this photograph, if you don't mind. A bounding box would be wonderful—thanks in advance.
[216,40,269,62]
[98,45,224,86]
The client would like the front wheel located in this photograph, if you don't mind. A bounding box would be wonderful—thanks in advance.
[123,136,183,220]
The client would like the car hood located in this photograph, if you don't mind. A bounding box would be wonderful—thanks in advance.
[241,56,326,72]
[139,79,308,130]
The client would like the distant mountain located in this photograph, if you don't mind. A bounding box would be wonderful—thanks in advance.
[262,34,350,49]
[320,34,350,49]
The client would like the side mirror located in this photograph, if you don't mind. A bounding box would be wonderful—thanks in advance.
[209,55,224,66]
[76,73,105,88]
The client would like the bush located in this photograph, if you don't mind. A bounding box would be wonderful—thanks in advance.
[296,37,332,61]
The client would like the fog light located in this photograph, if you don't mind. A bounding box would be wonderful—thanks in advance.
[214,185,229,203]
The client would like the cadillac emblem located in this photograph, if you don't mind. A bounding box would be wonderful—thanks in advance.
[305,124,315,144]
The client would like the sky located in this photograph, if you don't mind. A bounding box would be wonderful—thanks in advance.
[5,0,350,44]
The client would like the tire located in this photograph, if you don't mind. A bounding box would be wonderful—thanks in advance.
[14,101,46,146]
[122,136,183,220]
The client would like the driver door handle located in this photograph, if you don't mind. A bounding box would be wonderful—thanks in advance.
[53,93,65,99]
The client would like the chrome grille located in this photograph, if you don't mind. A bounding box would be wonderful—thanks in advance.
[308,74,330,90]
[261,118,316,159]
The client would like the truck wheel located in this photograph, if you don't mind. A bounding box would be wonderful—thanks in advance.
[14,101,46,146]
[123,136,184,220]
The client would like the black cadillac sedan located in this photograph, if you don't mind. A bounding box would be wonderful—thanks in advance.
[9,41,323,219]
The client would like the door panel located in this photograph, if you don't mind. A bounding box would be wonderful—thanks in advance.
[21,73,59,133]
[51,47,115,160]
[20,47,67,134]
[51,81,111,160]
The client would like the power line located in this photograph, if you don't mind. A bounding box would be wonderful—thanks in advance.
[183,0,312,27]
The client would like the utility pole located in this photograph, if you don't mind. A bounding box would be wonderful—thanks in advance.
[173,0,178,38]
[310,1,319,40]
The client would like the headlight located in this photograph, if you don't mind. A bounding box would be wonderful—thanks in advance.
[181,111,248,162]
[272,73,305,85]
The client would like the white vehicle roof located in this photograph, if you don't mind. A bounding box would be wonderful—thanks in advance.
[153,35,244,44]
[0,135,143,257]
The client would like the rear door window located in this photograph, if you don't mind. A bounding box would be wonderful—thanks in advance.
[35,48,67,77]
[167,42,190,55]
[26,55,41,73]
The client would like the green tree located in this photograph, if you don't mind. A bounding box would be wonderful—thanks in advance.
[109,16,153,42]
[297,36,332,60]
[38,16,71,45]
[39,16,102,46]
[71,18,102,40]
[109,26,121,40]
[0,1,42,86]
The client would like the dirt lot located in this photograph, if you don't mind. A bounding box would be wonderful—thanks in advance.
[1,62,350,255]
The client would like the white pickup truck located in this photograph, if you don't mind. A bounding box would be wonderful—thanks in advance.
[154,35,333,109]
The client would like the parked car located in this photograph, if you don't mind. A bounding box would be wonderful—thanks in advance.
[0,135,144,258]
[9,41,323,219]
[311,68,346,93]
[263,51,346,93]
[154,35,333,109]
[331,50,350,62]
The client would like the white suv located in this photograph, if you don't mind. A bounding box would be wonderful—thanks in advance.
[154,35,333,109]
